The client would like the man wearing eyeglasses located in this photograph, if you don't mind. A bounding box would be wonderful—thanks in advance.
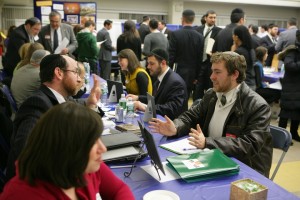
[150,52,272,178]
[3,17,42,77]
[6,54,103,182]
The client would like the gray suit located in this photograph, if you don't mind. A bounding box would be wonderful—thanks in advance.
[97,28,114,80]
[38,23,77,54]
[275,26,298,52]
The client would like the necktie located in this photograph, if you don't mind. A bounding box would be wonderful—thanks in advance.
[221,95,226,106]
[53,29,58,51]
[153,80,160,96]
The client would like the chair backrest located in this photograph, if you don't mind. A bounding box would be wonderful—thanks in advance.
[269,125,292,180]
[0,83,18,117]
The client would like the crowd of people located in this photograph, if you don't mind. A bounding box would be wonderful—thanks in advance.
[0,6,299,199]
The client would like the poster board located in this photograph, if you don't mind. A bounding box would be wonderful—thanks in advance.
[34,1,96,26]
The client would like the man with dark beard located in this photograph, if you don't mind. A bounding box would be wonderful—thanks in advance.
[6,54,103,181]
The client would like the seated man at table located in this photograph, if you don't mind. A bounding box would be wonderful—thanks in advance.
[149,51,273,177]
[6,54,103,181]
[127,48,188,120]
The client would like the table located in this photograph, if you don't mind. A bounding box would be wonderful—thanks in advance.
[263,72,284,84]
[109,116,299,200]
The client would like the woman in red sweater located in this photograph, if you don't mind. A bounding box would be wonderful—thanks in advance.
[1,102,134,200]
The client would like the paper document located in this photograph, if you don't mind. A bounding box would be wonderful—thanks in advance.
[54,37,69,54]
[206,38,215,55]
[160,138,205,155]
[97,39,107,46]
[268,81,282,90]
[141,162,180,182]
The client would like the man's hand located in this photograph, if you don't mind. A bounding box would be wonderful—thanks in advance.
[126,94,138,101]
[60,48,69,55]
[187,124,206,149]
[133,101,146,112]
[86,74,101,108]
[149,115,177,136]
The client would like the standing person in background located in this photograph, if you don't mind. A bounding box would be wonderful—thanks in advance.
[213,8,245,52]
[118,49,152,96]
[76,20,99,75]
[248,24,261,50]
[158,20,172,40]
[1,102,134,200]
[194,10,222,100]
[257,24,268,38]
[38,10,77,55]
[97,19,115,80]
[138,16,150,44]
[4,17,41,77]
[143,18,169,56]
[231,25,256,90]
[169,9,204,99]
[278,30,300,142]
[259,23,279,67]
[275,17,298,53]
[117,20,142,61]
[3,25,16,54]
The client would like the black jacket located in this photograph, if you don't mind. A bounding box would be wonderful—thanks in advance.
[173,82,272,177]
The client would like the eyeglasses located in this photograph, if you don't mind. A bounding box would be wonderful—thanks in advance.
[62,68,81,78]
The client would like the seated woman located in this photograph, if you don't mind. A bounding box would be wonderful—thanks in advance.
[1,102,134,199]
[118,48,152,96]
[254,46,281,104]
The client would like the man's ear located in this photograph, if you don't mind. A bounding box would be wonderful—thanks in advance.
[54,67,63,80]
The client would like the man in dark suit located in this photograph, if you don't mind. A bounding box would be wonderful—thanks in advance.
[158,20,172,40]
[3,17,41,77]
[194,10,222,100]
[212,8,245,52]
[6,54,103,181]
[169,9,204,99]
[259,23,279,66]
[248,24,261,50]
[128,48,188,120]
[38,10,77,55]
[138,16,150,44]
[97,19,115,80]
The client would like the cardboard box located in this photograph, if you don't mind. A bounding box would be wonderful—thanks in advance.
[230,178,268,200]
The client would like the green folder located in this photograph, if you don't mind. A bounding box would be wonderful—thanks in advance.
[166,149,240,182]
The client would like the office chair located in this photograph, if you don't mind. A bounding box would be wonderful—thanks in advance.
[269,125,292,181]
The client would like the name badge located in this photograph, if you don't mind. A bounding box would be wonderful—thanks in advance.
[45,35,50,39]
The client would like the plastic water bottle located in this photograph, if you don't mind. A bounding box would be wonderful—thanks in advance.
[119,94,127,110]
[100,83,108,106]
[83,62,90,89]
[126,97,134,124]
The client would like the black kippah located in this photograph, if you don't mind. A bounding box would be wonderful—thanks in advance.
[149,48,169,61]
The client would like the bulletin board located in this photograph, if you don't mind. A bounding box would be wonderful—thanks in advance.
[34,1,97,26]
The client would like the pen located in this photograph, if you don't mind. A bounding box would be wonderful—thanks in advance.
[110,165,136,169]
[182,148,197,151]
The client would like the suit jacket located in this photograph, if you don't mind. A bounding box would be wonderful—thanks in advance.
[212,23,236,52]
[162,28,172,40]
[196,25,222,60]
[251,34,261,50]
[6,85,59,180]
[139,69,188,120]
[275,26,298,52]
[3,24,30,76]
[38,23,77,54]
[169,26,204,87]
[260,35,276,66]
[138,23,150,44]
[97,28,114,61]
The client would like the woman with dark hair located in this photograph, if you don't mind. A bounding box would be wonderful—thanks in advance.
[1,102,134,199]
[118,48,152,95]
[232,25,256,90]
[3,25,16,51]
[278,30,300,142]
[254,46,281,104]
[117,20,142,61]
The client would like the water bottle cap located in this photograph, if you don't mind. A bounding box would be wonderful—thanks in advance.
[121,93,125,98]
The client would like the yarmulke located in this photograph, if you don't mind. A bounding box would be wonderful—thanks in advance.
[40,54,61,71]
[149,48,169,61]
[182,9,195,17]
[30,50,50,64]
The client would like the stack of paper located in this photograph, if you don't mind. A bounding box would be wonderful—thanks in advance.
[166,149,239,182]
[160,138,204,155]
